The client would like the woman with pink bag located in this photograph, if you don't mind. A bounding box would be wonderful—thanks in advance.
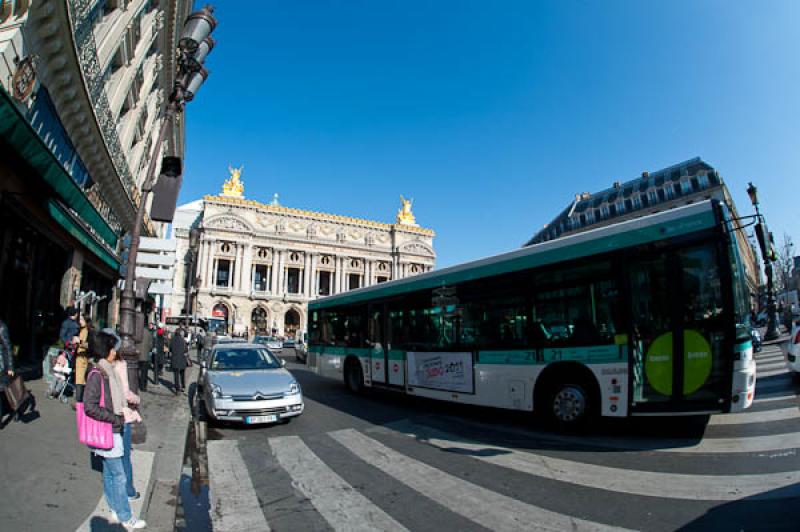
[83,330,146,530]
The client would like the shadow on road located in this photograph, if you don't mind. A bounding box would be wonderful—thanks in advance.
[284,363,712,453]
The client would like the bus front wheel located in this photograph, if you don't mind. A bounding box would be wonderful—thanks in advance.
[344,358,364,394]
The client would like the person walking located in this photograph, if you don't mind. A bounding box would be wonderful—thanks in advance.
[74,315,91,403]
[153,326,165,386]
[59,307,80,346]
[202,329,213,363]
[169,327,190,394]
[84,330,146,530]
[136,326,153,392]
[0,318,14,426]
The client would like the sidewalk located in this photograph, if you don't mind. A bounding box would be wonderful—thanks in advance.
[0,353,198,532]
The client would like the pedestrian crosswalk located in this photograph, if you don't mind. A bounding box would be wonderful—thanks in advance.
[206,343,798,531]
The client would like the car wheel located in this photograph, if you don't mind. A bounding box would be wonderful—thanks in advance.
[344,357,364,394]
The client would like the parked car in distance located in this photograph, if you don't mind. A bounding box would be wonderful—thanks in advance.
[750,328,762,353]
[283,338,296,349]
[200,344,303,425]
[294,340,307,364]
[788,322,800,375]
[253,335,283,353]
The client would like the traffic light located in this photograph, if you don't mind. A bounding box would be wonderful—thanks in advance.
[768,231,778,262]
[150,156,183,223]
[119,233,133,277]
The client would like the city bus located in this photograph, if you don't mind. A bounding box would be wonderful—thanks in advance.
[308,200,756,427]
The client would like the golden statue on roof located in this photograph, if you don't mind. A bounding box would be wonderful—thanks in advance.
[221,165,245,198]
[396,195,418,226]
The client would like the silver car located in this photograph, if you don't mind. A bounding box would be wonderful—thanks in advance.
[200,343,304,424]
[253,335,283,353]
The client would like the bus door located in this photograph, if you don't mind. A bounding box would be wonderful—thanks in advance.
[629,244,729,413]
[368,305,406,388]
[368,306,387,384]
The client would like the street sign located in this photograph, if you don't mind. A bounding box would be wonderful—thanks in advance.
[148,281,174,295]
[139,237,177,252]
[136,266,174,281]
[137,252,176,267]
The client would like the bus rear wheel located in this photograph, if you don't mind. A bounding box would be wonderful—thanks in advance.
[344,358,364,394]
[545,380,595,429]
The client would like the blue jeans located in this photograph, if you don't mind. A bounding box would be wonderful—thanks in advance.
[122,423,136,497]
[102,456,132,522]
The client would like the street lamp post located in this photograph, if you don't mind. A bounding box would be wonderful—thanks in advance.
[747,182,780,341]
[118,7,218,408]
[183,228,200,328]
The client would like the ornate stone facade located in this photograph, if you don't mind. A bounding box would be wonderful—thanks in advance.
[170,176,436,338]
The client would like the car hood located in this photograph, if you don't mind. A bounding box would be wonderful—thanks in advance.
[208,368,296,396]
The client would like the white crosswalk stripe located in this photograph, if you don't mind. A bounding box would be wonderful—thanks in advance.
[754,391,799,403]
[708,407,799,425]
[758,367,791,378]
[757,359,788,369]
[207,440,271,532]
[330,428,632,532]
[384,420,800,501]
[270,435,407,532]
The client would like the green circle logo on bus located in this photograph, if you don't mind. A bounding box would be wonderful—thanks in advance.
[644,330,713,396]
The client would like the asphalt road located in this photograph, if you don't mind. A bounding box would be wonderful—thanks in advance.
[198,342,800,532]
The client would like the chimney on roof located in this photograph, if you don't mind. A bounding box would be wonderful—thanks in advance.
[574,193,581,202]
[581,192,590,200]
[613,181,621,189]
[642,171,649,178]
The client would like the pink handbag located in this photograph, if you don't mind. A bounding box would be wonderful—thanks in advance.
[76,369,113,449]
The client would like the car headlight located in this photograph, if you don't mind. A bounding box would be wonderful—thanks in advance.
[287,382,301,395]
[211,384,223,398]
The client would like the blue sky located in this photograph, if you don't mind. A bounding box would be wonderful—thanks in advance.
[180,0,800,267]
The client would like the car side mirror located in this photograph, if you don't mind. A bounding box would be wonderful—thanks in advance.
[281,358,286,367]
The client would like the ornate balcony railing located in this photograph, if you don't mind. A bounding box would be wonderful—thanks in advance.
[67,0,138,206]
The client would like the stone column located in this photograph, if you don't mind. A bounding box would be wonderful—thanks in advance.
[309,254,317,297]
[270,249,279,293]
[303,253,312,296]
[204,239,216,289]
[365,260,372,287]
[277,250,286,295]
[242,243,253,293]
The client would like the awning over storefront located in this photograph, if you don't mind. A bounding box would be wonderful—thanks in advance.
[0,85,118,249]
[47,200,119,270]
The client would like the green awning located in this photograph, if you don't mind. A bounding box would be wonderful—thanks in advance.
[47,200,120,270]
[0,85,119,248]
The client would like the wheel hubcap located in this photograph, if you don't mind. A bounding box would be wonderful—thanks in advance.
[553,386,586,422]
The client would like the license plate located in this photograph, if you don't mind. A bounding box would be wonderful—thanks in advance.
[245,415,278,424]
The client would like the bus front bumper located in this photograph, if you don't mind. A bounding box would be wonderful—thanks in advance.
[730,358,756,412]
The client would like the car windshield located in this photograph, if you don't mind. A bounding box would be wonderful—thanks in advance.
[210,348,281,370]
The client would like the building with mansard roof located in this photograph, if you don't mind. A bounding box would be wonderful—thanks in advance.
[170,168,436,338]
[525,157,760,308]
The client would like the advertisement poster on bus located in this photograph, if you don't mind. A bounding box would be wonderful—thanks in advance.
[407,352,474,393]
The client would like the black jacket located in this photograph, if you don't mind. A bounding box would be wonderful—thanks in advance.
[170,333,189,370]
[83,367,124,433]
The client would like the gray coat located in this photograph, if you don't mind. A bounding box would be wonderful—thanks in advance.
[169,333,189,370]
